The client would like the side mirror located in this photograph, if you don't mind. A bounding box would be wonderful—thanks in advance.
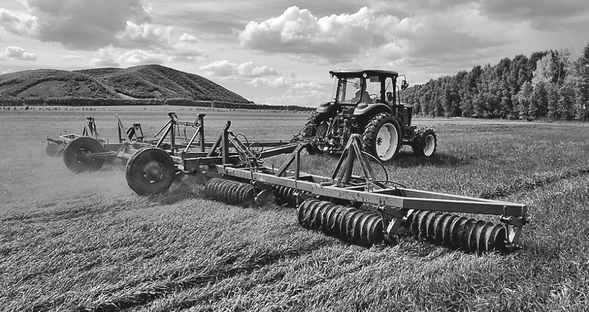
[401,80,409,90]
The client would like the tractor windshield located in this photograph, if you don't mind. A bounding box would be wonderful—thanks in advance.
[331,73,398,104]
[333,77,361,103]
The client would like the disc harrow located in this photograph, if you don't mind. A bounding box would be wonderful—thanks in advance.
[206,178,255,207]
[298,199,384,247]
[55,113,529,254]
[408,210,507,254]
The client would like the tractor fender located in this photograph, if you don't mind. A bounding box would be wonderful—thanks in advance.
[352,103,393,117]
[316,101,335,114]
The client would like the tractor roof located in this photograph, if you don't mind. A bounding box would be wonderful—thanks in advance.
[329,69,399,78]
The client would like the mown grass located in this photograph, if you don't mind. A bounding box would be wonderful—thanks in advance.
[1,110,589,311]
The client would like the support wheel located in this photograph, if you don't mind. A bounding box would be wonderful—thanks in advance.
[413,129,437,157]
[46,143,63,157]
[126,147,175,195]
[362,113,402,162]
[63,137,105,173]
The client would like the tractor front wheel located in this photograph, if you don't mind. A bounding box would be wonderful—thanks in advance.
[362,113,402,162]
[125,147,175,195]
[63,137,105,173]
[413,129,437,157]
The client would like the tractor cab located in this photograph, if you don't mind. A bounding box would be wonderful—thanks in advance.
[318,69,411,125]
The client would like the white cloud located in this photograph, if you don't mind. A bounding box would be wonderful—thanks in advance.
[26,0,152,50]
[61,53,83,61]
[259,87,329,106]
[90,47,119,67]
[179,33,197,42]
[116,22,173,49]
[238,6,401,63]
[0,8,36,36]
[248,76,324,90]
[120,49,167,65]
[200,60,278,78]
[1,46,37,61]
[90,46,170,67]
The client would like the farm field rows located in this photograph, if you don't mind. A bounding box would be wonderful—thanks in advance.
[1,107,589,311]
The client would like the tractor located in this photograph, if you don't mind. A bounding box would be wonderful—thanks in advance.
[301,69,436,161]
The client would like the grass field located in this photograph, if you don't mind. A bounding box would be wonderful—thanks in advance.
[1,107,589,311]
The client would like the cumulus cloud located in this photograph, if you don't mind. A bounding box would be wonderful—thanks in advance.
[238,6,401,63]
[116,22,174,49]
[90,47,120,67]
[0,8,36,35]
[0,46,37,61]
[26,0,152,50]
[90,46,172,67]
[199,60,278,78]
[0,0,206,61]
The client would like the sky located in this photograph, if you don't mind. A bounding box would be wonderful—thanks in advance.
[1,0,588,106]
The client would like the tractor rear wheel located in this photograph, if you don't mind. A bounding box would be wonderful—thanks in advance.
[301,112,329,154]
[63,137,105,173]
[413,129,437,157]
[362,113,402,162]
[125,147,175,195]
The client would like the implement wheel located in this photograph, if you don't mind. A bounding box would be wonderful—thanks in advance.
[413,129,437,157]
[46,143,63,157]
[362,112,402,162]
[63,137,105,173]
[125,147,175,195]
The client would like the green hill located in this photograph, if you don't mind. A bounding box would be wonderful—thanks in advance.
[0,64,251,104]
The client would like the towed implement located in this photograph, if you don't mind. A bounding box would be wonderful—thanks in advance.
[46,116,145,158]
[117,117,529,254]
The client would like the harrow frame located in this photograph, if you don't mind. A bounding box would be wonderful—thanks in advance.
[198,132,528,252]
[58,113,529,253]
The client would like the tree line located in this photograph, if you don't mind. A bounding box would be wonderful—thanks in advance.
[404,42,589,120]
[0,97,314,112]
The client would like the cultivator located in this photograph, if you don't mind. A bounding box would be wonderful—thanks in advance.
[45,117,104,156]
[190,133,528,253]
[60,113,529,253]
[45,116,145,157]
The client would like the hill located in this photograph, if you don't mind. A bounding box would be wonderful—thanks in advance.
[0,64,251,104]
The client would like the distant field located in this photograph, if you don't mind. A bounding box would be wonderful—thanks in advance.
[1,107,589,311]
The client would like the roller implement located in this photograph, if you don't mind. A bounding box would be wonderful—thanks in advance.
[116,115,528,254]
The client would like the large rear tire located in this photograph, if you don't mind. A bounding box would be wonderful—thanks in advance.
[362,113,402,162]
[63,137,105,173]
[413,129,437,157]
[301,112,329,154]
[126,147,175,195]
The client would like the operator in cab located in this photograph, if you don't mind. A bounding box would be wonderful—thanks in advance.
[353,80,371,103]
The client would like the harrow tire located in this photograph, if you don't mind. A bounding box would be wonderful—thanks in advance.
[362,112,402,162]
[46,143,62,157]
[412,129,437,157]
[126,147,175,195]
[63,137,105,173]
